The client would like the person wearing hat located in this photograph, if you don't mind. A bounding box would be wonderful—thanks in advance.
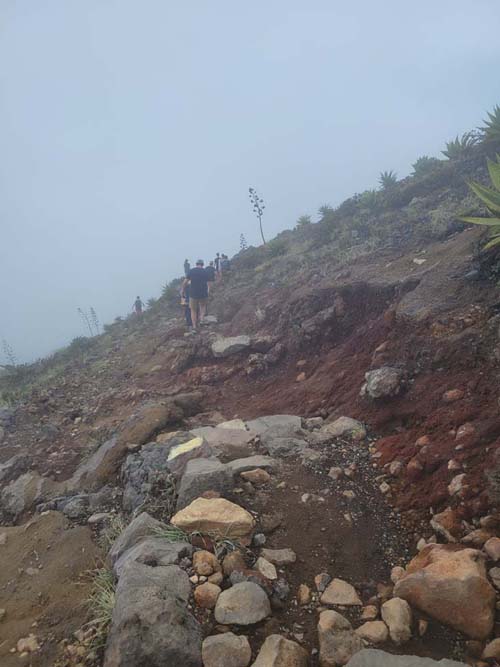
[183,259,209,329]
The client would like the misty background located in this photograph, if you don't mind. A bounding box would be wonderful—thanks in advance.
[1,1,499,363]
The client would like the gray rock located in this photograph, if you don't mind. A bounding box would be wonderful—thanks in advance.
[202,633,251,667]
[381,598,412,645]
[62,494,90,520]
[246,415,302,436]
[103,561,201,667]
[176,458,232,510]
[214,581,271,625]
[259,433,307,458]
[227,455,277,476]
[252,634,308,666]
[0,472,51,522]
[318,609,364,666]
[346,649,467,667]
[190,426,255,459]
[0,454,31,484]
[113,537,192,578]
[361,367,404,399]
[109,512,167,565]
[260,548,296,566]
[322,417,366,441]
[212,335,251,358]
[0,406,15,425]
[304,416,324,430]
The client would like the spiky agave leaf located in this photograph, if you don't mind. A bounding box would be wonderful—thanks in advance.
[481,105,500,142]
[460,154,500,251]
[468,181,500,215]
[487,156,500,191]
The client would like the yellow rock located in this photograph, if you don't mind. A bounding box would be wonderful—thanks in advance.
[171,497,255,539]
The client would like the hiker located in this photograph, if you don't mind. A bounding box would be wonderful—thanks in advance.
[133,296,144,316]
[221,254,231,274]
[184,258,191,277]
[180,284,193,328]
[205,260,216,294]
[214,252,221,280]
[183,259,208,329]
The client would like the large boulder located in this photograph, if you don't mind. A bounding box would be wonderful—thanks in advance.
[212,336,251,358]
[171,497,255,539]
[393,544,495,639]
[252,634,308,666]
[246,415,302,436]
[176,458,232,510]
[0,471,55,522]
[71,396,202,489]
[214,581,270,624]
[361,367,403,399]
[113,537,192,578]
[103,561,201,667]
[346,649,467,666]
[190,426,256,459]
[109,512,167,565]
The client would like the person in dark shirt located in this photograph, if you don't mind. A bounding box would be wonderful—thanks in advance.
[205,261,216,294]
[180,284,192,328]
[184,259,190,277]
[214,253,221,280]
[133,296,144,316]
[183,259,208,329]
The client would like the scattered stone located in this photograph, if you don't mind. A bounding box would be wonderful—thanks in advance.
[171,497,255,539]
[442,389,464,403]
[246,415,302,436]
[208,571,223,585]
[87,512,111,525]
[361,605,378,621]
[343,490,356,500]
[389,461,403,477]
[214,582,271,625]
[484,537,500,561]
[448,474,466,497]
[361,367,403,399]
[488,566,500,589]
[260,513,283,534]
[321,417,367,441]
[430,508,462,543]
[418,619,428,637]
[415,435,431,447]
[381,598,412,644]
[482,638,500,660]
[296,372,306,382]
[462,529,493,547]
[315,572,331,593]
[321,578,362,606]
[318,610,364,666]
[390,566,405,584]
[345,649,468,666]
[223,551,247,576]
[261,548,296,566]
[355,621,388,644]
[252,634,308,666]
[194,582,221,609]
[394,544,495,639]
[328,467,343,481]
[212,336,251,358]
[176,458,232,509]
[305,417,324,430]
[17,634,38,653]
[202,633,252,667]
[193,550,221,576]
[406,458,424,480]
[227,456,277,476]
[297,584,311,605]
[254,557,278,580]
[379,482,390,495]
[240,468,271,485]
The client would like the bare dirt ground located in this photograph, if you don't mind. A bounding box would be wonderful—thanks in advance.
[0,512,102,667]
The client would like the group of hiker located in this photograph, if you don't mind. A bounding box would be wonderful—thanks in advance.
[132,253,231,330]
[181,254,230,329]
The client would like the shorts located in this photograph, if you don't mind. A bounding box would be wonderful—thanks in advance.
[189,297,207,308]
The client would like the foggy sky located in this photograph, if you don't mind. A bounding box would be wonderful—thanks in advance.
[1,0,499,362]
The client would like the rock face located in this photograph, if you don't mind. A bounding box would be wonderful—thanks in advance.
[171,497,255,539]
[214,581,270,624]
[318,610,364,666]
[393,544,495,639]
[190,426,255,459]
[113,536,192,578]
[109,512,167,565]
[252,634,308,666]
[212,335,252,358]
[202,633,252,667]
[176,458,232,509]
[361,367,403,399]
[320,578,362,606]
[345,649,468,666]
[321,417,366,441]
[103,561,201,667]
[380,598,412,644]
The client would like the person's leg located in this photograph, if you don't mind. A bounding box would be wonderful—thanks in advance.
[190,299,199,329]
[199,299,207,322]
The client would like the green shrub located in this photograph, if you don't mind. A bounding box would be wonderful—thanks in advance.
[358,189,381,212]
[412,156,442,176]
[459,155,500,250]
[267,238,288,257]
[296,214,312,227]
[442,132,478,159]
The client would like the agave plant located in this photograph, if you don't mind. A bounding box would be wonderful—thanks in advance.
[460,156,500,250]
[481,105,500,143]
[378,170,397,190]
[296,214,312,227]
[358,189,380,212]
[442,131,478,159]
[412,155,442,176]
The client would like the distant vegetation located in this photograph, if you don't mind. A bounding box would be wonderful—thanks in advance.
[481,105,500,143]
[296,215,312,228]
[412,156,442,177]
[442,131,479,160]
[248,187,266,244]
[378,170,398,190]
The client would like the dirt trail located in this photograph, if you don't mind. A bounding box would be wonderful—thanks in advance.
[0,512,101,667]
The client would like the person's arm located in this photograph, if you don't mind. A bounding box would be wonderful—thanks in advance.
[181,278,190,297]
